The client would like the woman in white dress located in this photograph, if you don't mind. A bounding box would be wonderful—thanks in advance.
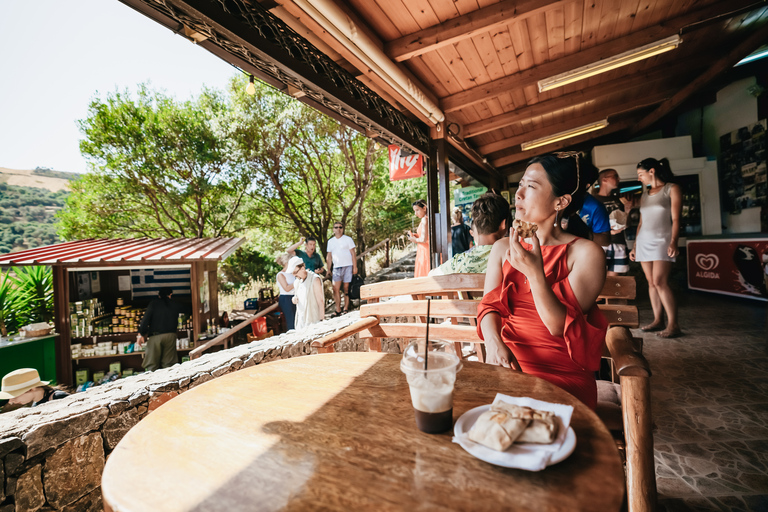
[288,257,325,329]
[629,157,682,338]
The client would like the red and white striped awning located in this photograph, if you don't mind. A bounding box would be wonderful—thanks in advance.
[0,238,245,266]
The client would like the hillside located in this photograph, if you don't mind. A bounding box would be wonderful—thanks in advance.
[0,181,71,254]
[0,166,80,192]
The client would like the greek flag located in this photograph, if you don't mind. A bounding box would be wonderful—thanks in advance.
[130,268,191,299]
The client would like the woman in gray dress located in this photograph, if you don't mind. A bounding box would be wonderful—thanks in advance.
[629,158,682,338]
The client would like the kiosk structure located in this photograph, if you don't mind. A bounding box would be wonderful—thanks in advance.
[0,237,244,386]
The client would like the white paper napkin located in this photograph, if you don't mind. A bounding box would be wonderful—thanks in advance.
[452,393,575,471]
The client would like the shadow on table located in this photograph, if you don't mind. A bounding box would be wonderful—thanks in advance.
[187,355,621,512]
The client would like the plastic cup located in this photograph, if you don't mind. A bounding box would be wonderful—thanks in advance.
[400,340,462,433]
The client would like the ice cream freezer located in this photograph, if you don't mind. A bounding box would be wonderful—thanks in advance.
[687,234,768,301]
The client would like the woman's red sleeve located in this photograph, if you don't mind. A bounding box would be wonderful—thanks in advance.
[552,280,608,372]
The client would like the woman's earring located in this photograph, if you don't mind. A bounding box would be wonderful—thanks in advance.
[554,207,560,228]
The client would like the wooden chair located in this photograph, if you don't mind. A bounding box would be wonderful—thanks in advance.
[596,275,657,512]
[311,274,486,357]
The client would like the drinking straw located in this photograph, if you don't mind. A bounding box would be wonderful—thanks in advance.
[423,298,431,371]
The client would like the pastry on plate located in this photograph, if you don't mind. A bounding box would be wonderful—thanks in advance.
[468,410,530,451]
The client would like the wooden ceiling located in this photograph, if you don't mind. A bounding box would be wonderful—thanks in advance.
[264,0,768,176]
[120,0,768,181]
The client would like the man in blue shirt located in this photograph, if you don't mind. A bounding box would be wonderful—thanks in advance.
[579,191,611,247]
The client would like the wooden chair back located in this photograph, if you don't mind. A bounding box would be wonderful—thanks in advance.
[598,275,639,329]
[312,274,486,357]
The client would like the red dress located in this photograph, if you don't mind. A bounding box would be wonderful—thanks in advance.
[413,217,430,277]
[477,241,607,409]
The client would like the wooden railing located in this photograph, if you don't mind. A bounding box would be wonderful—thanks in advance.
[189,302,279,359]
[356,238,391,275]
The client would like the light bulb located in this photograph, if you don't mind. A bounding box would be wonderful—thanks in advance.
[246,75,256,96]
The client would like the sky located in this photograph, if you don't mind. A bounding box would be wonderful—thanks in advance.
[0,0,239,175]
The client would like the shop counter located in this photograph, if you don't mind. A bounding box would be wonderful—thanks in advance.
[0,334,58,383]
[687,234,768,301]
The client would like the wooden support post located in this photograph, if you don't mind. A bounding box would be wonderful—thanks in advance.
[427,144,439,269]
[385,240,390,268]
[190,261,202,345]
[52,265,72,386]
[436,137,450,266]
[621,374,657,512]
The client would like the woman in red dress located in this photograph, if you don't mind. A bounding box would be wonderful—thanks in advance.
[478,153,608,409]
[407,199,430,277]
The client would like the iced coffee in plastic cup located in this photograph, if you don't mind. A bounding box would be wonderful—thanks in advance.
[400,340,462,433]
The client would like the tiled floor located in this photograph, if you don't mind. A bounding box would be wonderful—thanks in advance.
[636,286,768,512]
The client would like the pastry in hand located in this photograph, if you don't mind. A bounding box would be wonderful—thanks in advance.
[513,219,538,238]
[468,411,530,451]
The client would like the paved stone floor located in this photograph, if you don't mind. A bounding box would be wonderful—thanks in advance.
[637,288,768,512]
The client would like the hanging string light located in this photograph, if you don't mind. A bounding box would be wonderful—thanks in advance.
[245,75,256,96]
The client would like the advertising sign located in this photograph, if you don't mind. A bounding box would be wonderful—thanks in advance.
[388,145,425,181]
[687,238,768,301]
[453,186,488,223]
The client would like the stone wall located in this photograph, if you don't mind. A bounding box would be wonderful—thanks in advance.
[0,312,394,512]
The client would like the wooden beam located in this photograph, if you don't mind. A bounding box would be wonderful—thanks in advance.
[492,117,638,168]
[487,91,670,162]
[466,59,705,140]
[52,265,72,386]
[634,19,768,134]
[440,0,762,113]
[385,0,565,63]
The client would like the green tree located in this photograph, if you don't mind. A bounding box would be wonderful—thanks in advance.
[58,86,255,239]
[227,80,387,261]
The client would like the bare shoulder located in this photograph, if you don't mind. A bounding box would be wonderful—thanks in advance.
[490,238,508,258]
[569,238,605,265]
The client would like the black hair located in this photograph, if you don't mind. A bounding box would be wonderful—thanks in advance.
[471,192,510,235]
[306,237,317,243]
[158,288,173,299]
[528,152,597,237]
[637,158,675,184]
[412,199,427,209]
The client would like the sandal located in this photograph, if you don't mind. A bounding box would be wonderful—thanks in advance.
[331,310,341,318]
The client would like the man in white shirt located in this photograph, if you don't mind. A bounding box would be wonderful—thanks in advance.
[326,222,357,317]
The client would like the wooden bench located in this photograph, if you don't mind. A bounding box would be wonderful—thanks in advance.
[311,274,485,358]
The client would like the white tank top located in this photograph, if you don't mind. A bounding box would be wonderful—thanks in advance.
[277,271,295,295]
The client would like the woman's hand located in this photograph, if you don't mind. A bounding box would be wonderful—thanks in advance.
[629,248,636,261]
[667,241,679,259]
[505,228,543,282]
[485,338,521,371]
[291,296,298,304]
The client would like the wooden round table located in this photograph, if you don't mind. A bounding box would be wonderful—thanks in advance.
[103,352,624,511]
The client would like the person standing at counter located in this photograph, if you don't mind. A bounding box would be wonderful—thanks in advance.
[137,288,190,371]
[630,157,682,338]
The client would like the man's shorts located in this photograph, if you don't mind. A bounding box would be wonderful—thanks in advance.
[603,243,629,273]
[332,265,353,283]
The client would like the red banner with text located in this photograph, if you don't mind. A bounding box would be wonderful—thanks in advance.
[687,239,768,301]
[388,145,425,181]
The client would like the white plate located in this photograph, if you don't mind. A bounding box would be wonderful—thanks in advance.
[453,404,577,470]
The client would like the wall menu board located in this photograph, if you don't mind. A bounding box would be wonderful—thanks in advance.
[719,119,767,213]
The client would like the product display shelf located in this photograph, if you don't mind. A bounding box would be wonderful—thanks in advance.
[73,348,192,361]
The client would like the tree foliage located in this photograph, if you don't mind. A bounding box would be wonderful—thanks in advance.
[59,86,254,239]
[59,79,426,287]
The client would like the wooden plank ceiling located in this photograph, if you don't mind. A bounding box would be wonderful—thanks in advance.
[261,0,768,177]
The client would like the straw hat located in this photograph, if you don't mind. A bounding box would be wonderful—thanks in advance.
[0,368,49,399]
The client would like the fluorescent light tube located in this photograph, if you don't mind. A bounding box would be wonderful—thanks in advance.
[538,35,682,93]
[735,45,768,66]
[521,119,609,151]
